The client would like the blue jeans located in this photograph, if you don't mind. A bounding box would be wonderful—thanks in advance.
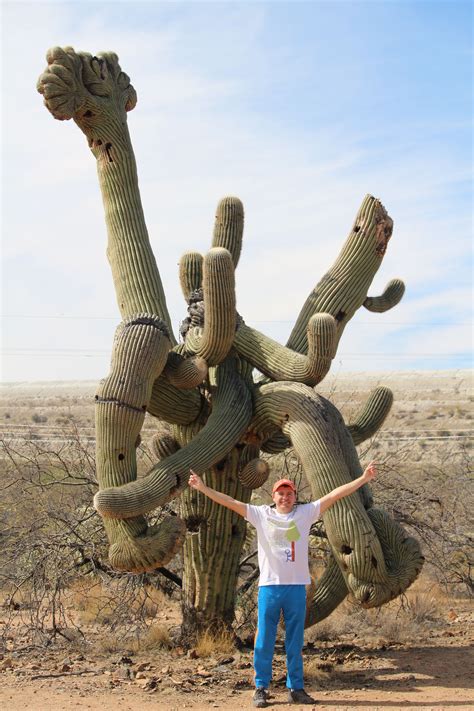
[254,585,306,690]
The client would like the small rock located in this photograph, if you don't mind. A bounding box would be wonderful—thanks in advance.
[136,662,151,672]
[135,671,147,680]
[187,649,198,659]
[217,656,234,665]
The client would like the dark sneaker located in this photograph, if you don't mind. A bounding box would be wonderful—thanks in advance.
[253,687,269,708]
[288,688,317,704]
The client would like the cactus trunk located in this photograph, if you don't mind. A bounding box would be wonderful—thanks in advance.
[180,456,251,637]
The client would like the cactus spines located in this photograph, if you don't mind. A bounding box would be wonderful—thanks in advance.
[39,47,422,632]
[364,278,406,312]
[238,458,270,489]
[348,386,394,445]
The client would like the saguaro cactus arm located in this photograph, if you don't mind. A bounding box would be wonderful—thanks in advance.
[93,314,185,571]
[364,278,405,312]
[287,195,395,355]
[348,386,394,445]
[211,197,244,268]
[179,252,204,302]
[195,248,237,365]
[163,349,208,390]
[305,556,348,626]
[37,46,174,336]
[94,356,253,518]
[233,313,336,386]
[252,381,424,609]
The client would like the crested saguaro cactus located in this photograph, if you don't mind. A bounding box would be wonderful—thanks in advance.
[38,47,423,636]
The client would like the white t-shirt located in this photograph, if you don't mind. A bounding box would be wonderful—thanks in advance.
[245,502,321,586]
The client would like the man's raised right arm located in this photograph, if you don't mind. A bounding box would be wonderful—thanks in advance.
[188,470,247,517]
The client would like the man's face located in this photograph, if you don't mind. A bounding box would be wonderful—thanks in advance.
[272,485,296,513]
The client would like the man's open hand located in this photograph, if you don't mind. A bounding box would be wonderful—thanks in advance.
[188,469,204,491]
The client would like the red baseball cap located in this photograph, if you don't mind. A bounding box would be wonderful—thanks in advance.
[272,478,297,494]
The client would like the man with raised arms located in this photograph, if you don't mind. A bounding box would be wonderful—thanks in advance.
[188,462,377,708]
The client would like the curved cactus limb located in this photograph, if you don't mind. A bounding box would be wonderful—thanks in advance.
[364,278,405,312]
[234,314,336,386]
[94,356,253,518]
[94,314,181,569]
[105,515,185,573]
[348,386,394,446]
[150,433,181,460]
[305,556,348,627]
[238,458,270,489]
[287,195,393,355]
[211,196,244,268]
[164,349,208,389]
[148,375,203,424]
[37,46,175,338]
[362,508,425,603]
[260,431,291,454]
[195,248,237,365]
[252,381,423,607]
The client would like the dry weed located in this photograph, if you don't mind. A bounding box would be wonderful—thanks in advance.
[195,627,236,657]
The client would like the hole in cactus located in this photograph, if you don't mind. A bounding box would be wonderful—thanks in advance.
[371,556,378,569]
[231,524,240,538]
[83,110,93,118]
[354,225,361,233]
[335,310,346,322]
[185,515,205,533]
[118,453,125,461]
[97,139,102,146]
[215,459,226,471]
[105,142,113,162]
[341,544,352,555]
[170,474,181,495]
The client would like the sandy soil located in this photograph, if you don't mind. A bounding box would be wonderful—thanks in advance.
[1,602,472,711]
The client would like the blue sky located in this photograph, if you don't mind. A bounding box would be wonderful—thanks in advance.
[1,0,472,382]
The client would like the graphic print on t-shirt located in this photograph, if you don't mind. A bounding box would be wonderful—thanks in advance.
[267,517,302,563]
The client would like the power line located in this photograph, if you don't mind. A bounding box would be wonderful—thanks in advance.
[1,314,472,326]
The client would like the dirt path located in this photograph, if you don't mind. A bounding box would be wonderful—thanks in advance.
[2,636,473,711]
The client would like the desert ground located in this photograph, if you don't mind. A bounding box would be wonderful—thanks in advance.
[0,370,472,710]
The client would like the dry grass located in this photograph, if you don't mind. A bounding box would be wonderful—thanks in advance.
[97,624,171,654]
[306,577,447,648]
[195,627,236,657]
